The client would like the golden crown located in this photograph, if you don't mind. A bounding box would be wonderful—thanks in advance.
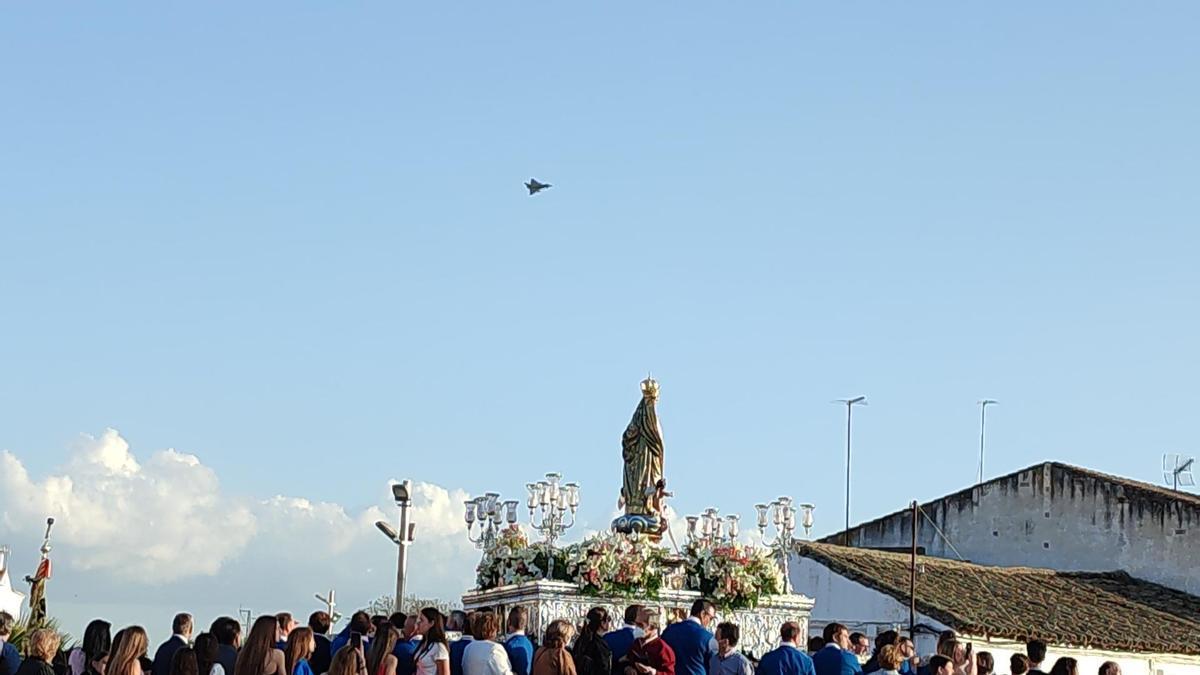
[640,376,660,399]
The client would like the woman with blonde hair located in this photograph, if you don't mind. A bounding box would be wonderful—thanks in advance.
[876,646,904,675]
[366,626,399,675]
[328,647,367,675]
[530,621,575,675]
[108,627,150,675]
[285,628,316,675]
[235,617,287,675]
[462,614,512,675]
[16,628,61,675]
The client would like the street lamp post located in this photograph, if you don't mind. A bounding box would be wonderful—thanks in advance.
[836,396,867,545]
[977,400,998,484]
[374,480,416,613]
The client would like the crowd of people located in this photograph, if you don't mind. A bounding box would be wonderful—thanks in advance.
[0,603,1123,675]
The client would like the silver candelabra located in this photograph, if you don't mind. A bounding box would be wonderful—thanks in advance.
[464,492,519,549]
[685,508,740,546]
[526,472,579,578]
[755,497,813,594]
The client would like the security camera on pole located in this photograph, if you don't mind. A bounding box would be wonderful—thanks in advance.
[375,480,415,613]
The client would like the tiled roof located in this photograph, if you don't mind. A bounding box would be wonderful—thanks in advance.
[795,542,1200,655]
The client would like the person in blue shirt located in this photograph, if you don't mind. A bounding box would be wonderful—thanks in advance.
[394,615,421,675]
[503,608,534,675]
[755,622,815,675]
[0,611,21,675]
[811,624,862,675]
[661,600,717,675]
[604,605,646,670]
[448,613,474,675]
[331,612,374,658]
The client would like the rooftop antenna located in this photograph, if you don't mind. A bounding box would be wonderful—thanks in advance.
[1163,454,1196,492]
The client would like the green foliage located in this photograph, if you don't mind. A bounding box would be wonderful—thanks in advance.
[7,616,74,657]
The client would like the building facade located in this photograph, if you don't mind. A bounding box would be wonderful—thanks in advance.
[789,543,1200,675]
[820,462,1199,595]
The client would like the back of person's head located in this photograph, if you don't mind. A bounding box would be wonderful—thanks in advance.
[471,612,500,642]
[1011,654,1030,675]
[309,612,332,636]
[623,605,643,626]
[807,637,825,653]
[371,616,390,635]
[368,626,399,675]
[977,652,995,675]
[0,612,13,638]
[285,627,316,675]
[349,611,372,636]
[212,618,241,647]
[879,645,903,672]
[83,620,113,661]
[689,600,714,619]
[584,607,611,636]
[543,620,575,650]
[822,623,848,644]
[110,626,149,675]
[329,646,361,675]
[779,622,799,645]
[874,631,899,655]
[389,613,407,632]
[930,656,953,675]
[938,631,957,647]
[236,616,281,675]
[1026,641,1047,666]
[195,633,219,675]
[937,640,960,660]
[446,611,467,633]
[171,647,199,675]
[1049,658,1077,675]
[276,613,295,633]
[1098,663,1120,675]
[28,628,62,662]
[507,607,528,633]
[716,623,740,648]
[174,614,194,637]
[850,633,866,648]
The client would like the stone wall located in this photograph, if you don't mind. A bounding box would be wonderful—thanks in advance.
[822,463,1199,595]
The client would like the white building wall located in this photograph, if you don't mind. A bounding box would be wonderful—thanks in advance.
[829,464,1200,595]
[788,558,1200,675]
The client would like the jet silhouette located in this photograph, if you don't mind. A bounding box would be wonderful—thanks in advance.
[525,178,551,195]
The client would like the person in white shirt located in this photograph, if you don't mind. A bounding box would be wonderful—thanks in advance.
[413,609,450,675]
[462,614,513,675]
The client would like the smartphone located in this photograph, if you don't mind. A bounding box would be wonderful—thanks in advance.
[351,632,363,650]
[964,643,973,659]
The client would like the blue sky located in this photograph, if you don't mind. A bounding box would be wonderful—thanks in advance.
[2,2,1199,634]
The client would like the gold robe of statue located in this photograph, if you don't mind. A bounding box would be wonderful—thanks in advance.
[620,378,664,516]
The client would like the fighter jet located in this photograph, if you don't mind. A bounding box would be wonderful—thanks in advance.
[525,178,551,195]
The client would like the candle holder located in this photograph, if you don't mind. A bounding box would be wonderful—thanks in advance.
[756,497,813,593]
[464,492,519,550]
[527,472,579,578]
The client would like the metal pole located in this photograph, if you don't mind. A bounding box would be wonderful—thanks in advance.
[845,402,852,546]
[978,404,986,484]
[909,500,917,638]
[396,484,411,613]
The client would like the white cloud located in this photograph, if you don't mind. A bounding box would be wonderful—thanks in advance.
[0,429,481,621]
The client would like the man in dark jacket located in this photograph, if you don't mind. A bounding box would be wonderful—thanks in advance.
[152,614,193,675]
